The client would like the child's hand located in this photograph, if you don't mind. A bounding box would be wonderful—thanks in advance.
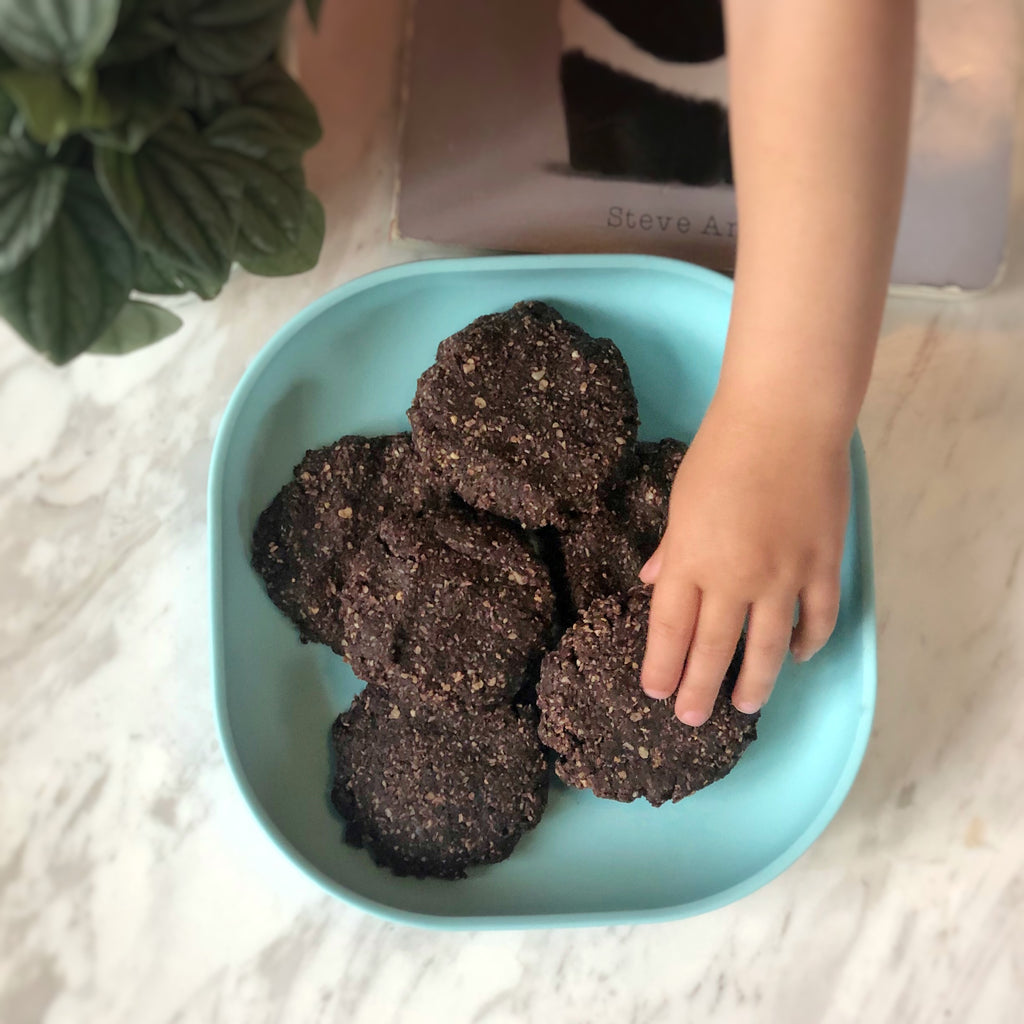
[638,388,850,724]
[632,0,913,723]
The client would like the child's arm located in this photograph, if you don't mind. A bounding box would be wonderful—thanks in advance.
[640,0,916,723]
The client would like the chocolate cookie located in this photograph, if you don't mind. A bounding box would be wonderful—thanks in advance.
[537,586,757,806]
[330,687,548,879]
[251,433,440,653]
[562,438,687,610]
[408,301,639,528]
[339,506,555,706]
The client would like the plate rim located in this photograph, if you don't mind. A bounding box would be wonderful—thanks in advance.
[208,252,876,931]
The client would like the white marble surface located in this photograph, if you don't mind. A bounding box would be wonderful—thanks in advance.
[2,4,1024,1022]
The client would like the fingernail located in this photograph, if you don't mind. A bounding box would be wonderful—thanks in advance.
[678,708,709,727]
[735,701,761,715]
[642,686,672,700]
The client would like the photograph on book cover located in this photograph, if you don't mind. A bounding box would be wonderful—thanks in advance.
[397,0,1017,290]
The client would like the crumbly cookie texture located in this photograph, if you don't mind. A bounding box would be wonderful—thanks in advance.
[409,300,639,528]
[339,506,555,706]
[538,586,758,806]
[562,438,687,611]
[330,687,548,879]
[251,433,441,654]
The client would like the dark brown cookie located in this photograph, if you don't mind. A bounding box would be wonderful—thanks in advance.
[339,506,555,706]
[408,301,639,528]
[562,438,687,610]
[251,433,441,653]
[537,586,757,806]
[330,687,549,879]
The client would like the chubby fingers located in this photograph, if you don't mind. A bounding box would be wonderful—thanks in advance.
[640,555,842,722]
[639,567,699,700]
[791,576,841,662]
[673,595,746,726]
[730,594,796,714]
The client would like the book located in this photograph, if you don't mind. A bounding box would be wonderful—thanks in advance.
[396,0,1018,291]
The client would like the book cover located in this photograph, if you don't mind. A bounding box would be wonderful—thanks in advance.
[397,0,1018,291]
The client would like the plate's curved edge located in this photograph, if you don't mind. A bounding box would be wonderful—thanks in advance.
[207,253,875,932]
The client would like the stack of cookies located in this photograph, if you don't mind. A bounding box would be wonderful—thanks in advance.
[252,301,758,880]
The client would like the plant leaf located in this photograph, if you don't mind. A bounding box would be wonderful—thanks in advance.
[95,118,244,288]
[134,247,188,295]
[233,149,305,252]
[0,67,115,144]
[304,0,324,29]
[88,299,182,354]
[165,0,292,77]
[0,88,17,134]
[161,53,239,124]
[86,61,174,153]
[0,52,15,130]
[0,0,121,89]
[100,15,177,67]
[117,0,157,20]
[84,109,171,154]
[103,0,176,66]
[201,106,289,158]
[206,110,305,251]
[0,138,69,273]
[133,245,224,300]
[238,60,322,151]
[0,171,135,364]
[238,190,324,277]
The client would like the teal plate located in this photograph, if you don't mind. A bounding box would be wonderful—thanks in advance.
[209,254,875,930]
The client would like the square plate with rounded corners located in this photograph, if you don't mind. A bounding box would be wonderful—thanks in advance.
[209,254,875,930]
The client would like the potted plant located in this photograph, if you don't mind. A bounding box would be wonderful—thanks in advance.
[0,0,326,364]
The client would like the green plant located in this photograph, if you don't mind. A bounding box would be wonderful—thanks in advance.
[0,0,326,364]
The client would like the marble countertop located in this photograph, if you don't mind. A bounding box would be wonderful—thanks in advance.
[2,4,1023,1022]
